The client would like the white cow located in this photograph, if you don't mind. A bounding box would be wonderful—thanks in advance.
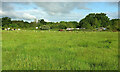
[36,27,38,29]
[18,28,21,30]
[66,28,74,31]
[11,29,14,31]
[5,28,7,30]
[14,29,17,30]
[7,28,10,31]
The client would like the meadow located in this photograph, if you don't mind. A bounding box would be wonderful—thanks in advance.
[2,30,118,70]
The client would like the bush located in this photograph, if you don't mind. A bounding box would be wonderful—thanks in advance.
[40,25,50,30]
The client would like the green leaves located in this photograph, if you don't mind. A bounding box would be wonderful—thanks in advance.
[79,13,111,29]
[2,17,12,27]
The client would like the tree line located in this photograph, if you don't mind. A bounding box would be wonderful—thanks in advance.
[1,13,120,31]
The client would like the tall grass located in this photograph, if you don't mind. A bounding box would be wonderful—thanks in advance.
[2,30,118,70]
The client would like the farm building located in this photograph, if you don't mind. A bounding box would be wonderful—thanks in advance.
[96,27,106,31]
[80,28,85,29]
[66,28,74,31]
[59,29,64,31]
[76,28,80,30]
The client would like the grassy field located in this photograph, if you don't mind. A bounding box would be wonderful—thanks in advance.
[2,30,118,70]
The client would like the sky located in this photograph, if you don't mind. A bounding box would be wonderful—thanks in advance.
[0,2,118,22]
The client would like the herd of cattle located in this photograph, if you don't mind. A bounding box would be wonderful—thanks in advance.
[2,28,21,31]
[2,27,84,31]
[2,27,106,31]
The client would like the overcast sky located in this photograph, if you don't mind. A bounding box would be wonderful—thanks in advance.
[0,2,118,22]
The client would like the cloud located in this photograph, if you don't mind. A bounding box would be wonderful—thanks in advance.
[22,13,36,20]
[0,10,5,16]
[2,2,15,11]
[86,11,118,19]
[1,2,118,22]
[40,11,86,22]
[3,2,87,21]
[0,2,37,20]
[1,10,36,20]
[1,0,120,2]
[34,2,90,15]
[106,12,118,19]
[0,1,2,10]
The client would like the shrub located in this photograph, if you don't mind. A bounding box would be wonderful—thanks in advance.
[40,25,50,30]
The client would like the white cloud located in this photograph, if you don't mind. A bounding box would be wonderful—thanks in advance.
[0,2,37,20]
[44,19,51,22]
[40,11,86,22]
[1,10,36,20]
[86,11,118,19]
[1,0,120,2]
[2,2,15,11]
[106,12,118,19]
[1,2,118,22]
[35,2,90,15]
[0,10,5,16]
[22,13,36,20]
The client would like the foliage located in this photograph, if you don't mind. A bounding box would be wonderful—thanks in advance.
[109,19,119,31]
[38,19,46,25]
[2,17,12,27]
[79,13,111,29]
[40,25,50,30]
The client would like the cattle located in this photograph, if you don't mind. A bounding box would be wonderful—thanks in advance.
[14,29,17,30]
[11,29,14,31]
[3,28,21,31]
[2,28,4,30]
[96,27,106,31]
[7,28,10,31]
[36,27,38,29]
[5,28,7,30]
[18,29,21,30]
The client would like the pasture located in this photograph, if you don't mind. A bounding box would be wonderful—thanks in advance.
[2,30,118,70]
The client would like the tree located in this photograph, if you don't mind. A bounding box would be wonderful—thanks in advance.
[110,19,119,31]
[9,23,19,28]
[58,24,67,29]
[94,18,101,28]
[39,19,46,25]
[82,22,92,29]
[95,13,110,27]
[79,13,110,29]
[2,17,12,27]
[24,21,30,28]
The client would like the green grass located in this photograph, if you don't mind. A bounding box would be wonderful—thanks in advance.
[2,30,118,70]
